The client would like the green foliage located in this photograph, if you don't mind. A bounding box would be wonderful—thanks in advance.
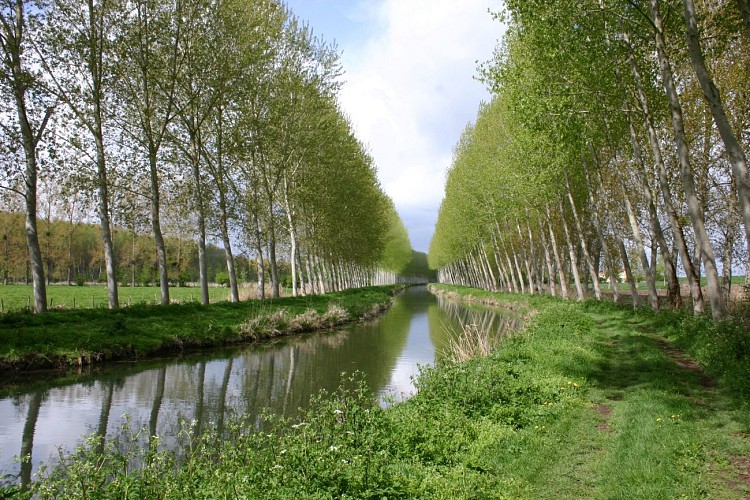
[668,313,750,402]
[11,286,750,497]
[401,251,436,280]
[378,199,413,274]
[214,271,230,288]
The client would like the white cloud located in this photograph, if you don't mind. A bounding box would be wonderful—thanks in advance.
[337,0,502,250]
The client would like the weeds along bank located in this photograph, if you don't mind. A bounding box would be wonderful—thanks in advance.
[11,284,750,498]
[0,285,404,374]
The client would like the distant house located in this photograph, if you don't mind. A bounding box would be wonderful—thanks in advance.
[598,270,624,284]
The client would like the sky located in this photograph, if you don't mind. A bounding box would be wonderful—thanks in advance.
[282,0,503,253]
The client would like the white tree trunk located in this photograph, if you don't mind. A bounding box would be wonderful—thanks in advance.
[650,0,726,319]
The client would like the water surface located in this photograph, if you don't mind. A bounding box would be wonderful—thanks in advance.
[0,286,517,485]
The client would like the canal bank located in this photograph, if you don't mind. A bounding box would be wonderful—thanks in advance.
[0,285,404,375]
[4,285,750,497]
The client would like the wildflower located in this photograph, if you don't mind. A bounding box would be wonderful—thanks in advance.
[334,409,343,415]
[329,445,339,452]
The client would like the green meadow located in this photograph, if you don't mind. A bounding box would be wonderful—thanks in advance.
[0,284,241,312]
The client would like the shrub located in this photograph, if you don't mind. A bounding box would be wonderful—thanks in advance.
[214,271,230,287]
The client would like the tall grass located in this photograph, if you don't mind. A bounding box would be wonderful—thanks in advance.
[444,320,501,363]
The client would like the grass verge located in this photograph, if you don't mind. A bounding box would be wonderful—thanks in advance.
[0,284,236,311]
[7,284,750,498]
[0,285,402,375]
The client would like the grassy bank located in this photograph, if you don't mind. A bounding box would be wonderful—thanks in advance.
[0,285,403,374]
[10,284,750,498]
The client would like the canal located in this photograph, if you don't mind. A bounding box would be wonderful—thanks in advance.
[0,286,518,486]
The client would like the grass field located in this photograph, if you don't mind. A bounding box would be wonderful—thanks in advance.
[0,284,250,312]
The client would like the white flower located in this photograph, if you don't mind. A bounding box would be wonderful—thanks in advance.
[329,445,339,452]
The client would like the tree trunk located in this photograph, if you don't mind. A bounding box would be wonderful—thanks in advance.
[22,135,47,313]
[217,192,239,302]
[252,212,265,300]
[538,218,557,296]
[314,253,326,294]
[582,157,620,302]
[509,239,526,294]
[721,224,735,304]
[546,206,569,299]
[628,115,682,309]
[623,189,660,310]
[650,0,727,319]
[268,230,279,298]
[283,175,298,297]
[526,217,543,294]
[496,225,519,292]
[94,133,119,309]
[6,0,49,312]
[683,0,750,293]
[131,230,136,288]
[212,109,239,302]
[481,243,497,291]
[296,246,306,295]
[559,198,584,300]
[192,141,210,305]
[490,229,510,292]
[625,30,704,313]
[516,221,535,294]
[618,238,640,308]
[565,172,601,299]
[624,117,681,308]
[148,150,170,305]
[304,253,317,294]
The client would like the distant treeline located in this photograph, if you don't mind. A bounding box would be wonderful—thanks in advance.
[0,211,257,287]
[0,211,435,288]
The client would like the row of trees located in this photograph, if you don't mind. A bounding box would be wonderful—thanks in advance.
[1,0,415,313]
[429,0,749,320]
[0,210,257,286]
